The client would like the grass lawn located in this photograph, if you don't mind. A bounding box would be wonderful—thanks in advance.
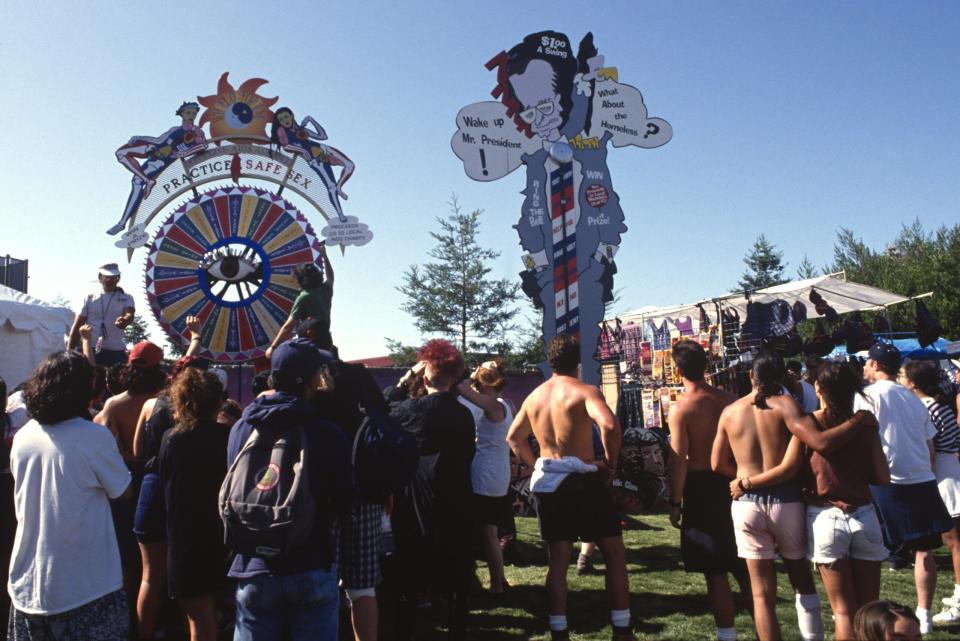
[464,514,960,640]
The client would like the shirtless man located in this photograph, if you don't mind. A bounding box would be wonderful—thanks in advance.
[667,341,748,641]
[711,352,824,641]
[507,334,634,641]
[95,340,167,605]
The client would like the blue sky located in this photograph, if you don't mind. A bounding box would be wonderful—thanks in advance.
[2,1,958,358]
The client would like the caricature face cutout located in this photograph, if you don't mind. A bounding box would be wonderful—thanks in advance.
[510,59,564,142]
[180,107,199,123]
[277,110,294,128]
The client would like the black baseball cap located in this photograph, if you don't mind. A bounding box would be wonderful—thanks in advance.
[270,338,334,389]
[868,342,901,369]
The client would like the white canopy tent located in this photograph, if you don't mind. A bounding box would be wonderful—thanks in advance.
[0,285,73,389]
[612,273,924,328]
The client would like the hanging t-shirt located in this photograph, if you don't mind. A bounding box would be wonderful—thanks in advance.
[853,380,937,485]
[459,397,513,497]
[8,417,131,614]
[80,289,135,351]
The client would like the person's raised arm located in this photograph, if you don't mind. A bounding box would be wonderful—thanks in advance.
[506,404,536,470]
[78,324,96,365]
[68,312,86,350]
[730,435,804,499]
[667,403,690,528]
[711,412,736,479]
[456,380,505,423]
[183,315,203,357]
[265,316,298,361]
[585,387,620,470]
[320,243,333,288]
[771,395,870,454]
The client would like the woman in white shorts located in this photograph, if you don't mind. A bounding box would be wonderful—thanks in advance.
[735,361,890,640]
[902,360,960,623]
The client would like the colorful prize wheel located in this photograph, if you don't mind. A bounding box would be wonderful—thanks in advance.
[145,186,324,362]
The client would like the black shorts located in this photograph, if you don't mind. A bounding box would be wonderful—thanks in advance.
[473,493,513,529]
[536,472,621,543]
[680,471,744,575]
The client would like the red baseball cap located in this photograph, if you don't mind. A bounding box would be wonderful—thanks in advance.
[128,341,164,368]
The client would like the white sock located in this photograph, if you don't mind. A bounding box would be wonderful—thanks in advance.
[549,615,567,631]
[611,609,630,628]
[954,583,960,596]
[916,606,930,620]
[717,626,737,641]
[795,593,824,641]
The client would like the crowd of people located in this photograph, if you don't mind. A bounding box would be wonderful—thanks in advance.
[1,260,959,641]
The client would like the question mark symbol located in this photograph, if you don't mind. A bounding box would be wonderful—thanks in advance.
[644,122,660,139]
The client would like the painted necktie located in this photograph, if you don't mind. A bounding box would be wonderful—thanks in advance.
[550,163,579,338]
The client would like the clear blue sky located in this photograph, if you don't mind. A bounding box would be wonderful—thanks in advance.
[2,1,958,359]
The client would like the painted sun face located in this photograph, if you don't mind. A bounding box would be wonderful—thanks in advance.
[277,111,294,128]
[510,59,564,141]
[198,72,278,141]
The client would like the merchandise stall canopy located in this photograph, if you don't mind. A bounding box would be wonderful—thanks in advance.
[612,274,922,327]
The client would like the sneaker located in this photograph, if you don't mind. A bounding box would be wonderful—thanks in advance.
[943,594,960,608]
[933,605,960,624]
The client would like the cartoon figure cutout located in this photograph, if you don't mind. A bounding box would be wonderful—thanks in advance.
[452,31,672,385]
[108,102,208,235]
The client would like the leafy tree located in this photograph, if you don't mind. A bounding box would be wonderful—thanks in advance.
[796,255,819,280]
[397,197,519,354]
[123,313,150,346]
[385,338,418,367]
[738,234,787,291]
[826,221,960,340]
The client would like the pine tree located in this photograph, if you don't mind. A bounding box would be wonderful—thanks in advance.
[122,313,151,346]
[397,197,519,354]
[738,234,787,291]
[796,255,819,280]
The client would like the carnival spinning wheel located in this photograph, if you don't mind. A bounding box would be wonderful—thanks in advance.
[145,186,324,362]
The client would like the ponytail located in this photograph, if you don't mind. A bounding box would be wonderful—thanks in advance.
[752,351,786,410]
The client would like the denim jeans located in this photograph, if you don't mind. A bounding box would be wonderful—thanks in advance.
[233,565,339,641]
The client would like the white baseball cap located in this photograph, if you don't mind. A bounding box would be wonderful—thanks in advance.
[98,263,121,277]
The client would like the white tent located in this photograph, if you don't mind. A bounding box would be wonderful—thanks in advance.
[612,273,921,327]
[0,285,73,389]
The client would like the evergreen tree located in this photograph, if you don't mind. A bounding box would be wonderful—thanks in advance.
[796,255,819,280]
[122,313,150,346]
[738,234,787,291]
[397,197,519,354]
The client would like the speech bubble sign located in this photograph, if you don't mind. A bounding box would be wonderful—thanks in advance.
[114,223,150,249]
[320,215,372,247]
[590,76,673,149]
[450,101,541,182]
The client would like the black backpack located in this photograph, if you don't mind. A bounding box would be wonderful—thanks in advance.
[352,407,418,502]
[219,424,315,558]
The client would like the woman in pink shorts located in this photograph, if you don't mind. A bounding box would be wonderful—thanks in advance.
[737,362,889,640]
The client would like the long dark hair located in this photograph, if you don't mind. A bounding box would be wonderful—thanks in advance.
[170,368,223,434]
[269,106,295,156]
[815,361,862,427]
[853,600,920,641]
[903,360,950,405]
[24,351,94,424]
[753,351,785,410]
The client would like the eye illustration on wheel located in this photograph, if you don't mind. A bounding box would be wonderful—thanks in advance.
[145,186,325,362]
[201,246,264,299]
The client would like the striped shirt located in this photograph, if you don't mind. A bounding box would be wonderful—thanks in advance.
[923,397,960,454]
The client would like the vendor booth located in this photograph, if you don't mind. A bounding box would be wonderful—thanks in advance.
[600,273,936,431]
[0,284,72,389]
